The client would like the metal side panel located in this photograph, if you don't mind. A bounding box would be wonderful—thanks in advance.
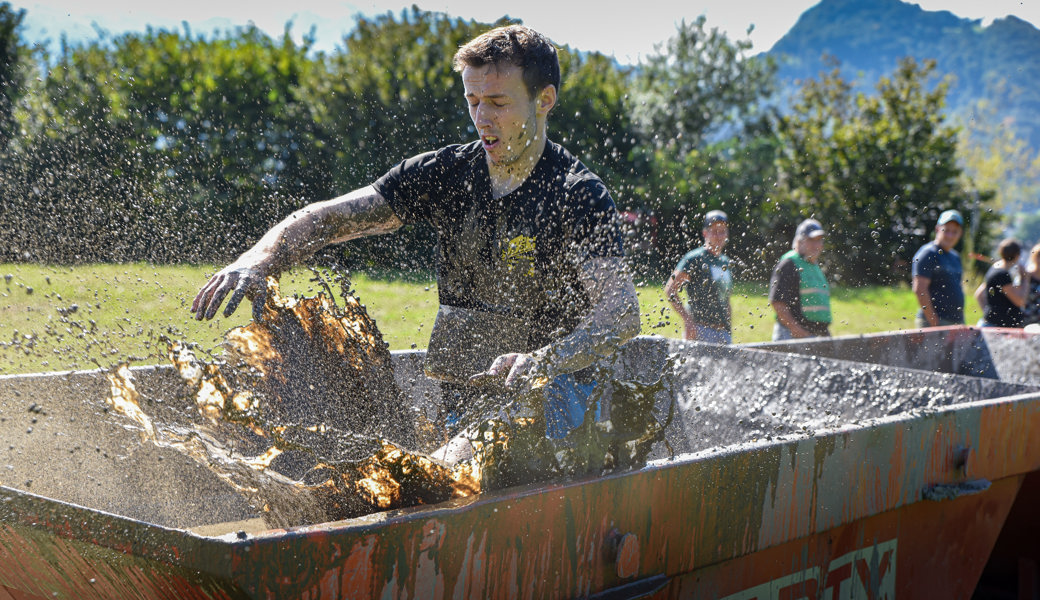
[0,487,245,599]
[212,391,1040,599]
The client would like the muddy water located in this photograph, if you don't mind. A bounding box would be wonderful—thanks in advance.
[106,276,668,528]
[618,339,1040,457]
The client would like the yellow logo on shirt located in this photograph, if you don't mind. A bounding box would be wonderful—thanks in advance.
[502,235,537,276]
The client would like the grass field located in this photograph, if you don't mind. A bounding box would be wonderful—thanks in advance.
[0,263,982,375]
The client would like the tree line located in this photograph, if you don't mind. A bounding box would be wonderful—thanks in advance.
[0,4,999,284]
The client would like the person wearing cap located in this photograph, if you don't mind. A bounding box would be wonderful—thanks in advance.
[664,210,734,343]
[768,218,832,340]
[912,209,965,328]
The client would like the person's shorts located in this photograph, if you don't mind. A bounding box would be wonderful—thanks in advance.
[441,373,598,440]
[543,373,598,439]
[914,315,964,328]
[773,322,795,341]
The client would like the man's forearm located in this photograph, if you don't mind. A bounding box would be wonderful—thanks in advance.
[664,274,694,327]
[192,186,403,321]
[532,257,641,376]
[916,294,937,325]
[243,186,401,274]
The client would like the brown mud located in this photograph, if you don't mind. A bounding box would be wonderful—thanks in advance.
[106,273,670,529]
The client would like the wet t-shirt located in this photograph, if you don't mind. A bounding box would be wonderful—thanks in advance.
[373,140,624,352]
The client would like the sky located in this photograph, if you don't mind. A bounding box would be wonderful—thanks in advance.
[14,0,1040,64]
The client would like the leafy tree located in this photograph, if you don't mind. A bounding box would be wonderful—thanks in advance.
[1011,212,1040,247]
[772,57,997,285]
[957,98,1040,215]
[102,25,333,258]
[625,18,779,278]
[554,50,639,198]
[632,16,776,157]
[1,24,334,262]
[0,2,26,153]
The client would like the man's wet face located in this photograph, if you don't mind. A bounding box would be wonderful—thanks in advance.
[462,63,541,167]
[703,222,728,255]
[802,235,824,263]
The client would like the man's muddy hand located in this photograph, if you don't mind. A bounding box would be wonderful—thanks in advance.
[469,353,549,390]
[191,264,268,321]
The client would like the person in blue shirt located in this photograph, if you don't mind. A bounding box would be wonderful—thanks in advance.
[912,209,965,328]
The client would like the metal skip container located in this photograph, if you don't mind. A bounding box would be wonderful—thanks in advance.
[1,329,1039,599]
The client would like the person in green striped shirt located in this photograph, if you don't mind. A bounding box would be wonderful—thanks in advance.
[768,218,832,340]
[664,210,734,344]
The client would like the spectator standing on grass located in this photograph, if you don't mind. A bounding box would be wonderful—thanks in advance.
[769,218,831,340]
[973,238,1028,328]
[912,210,965,328]
[663,210,733,344]
[1020,242,1040,327]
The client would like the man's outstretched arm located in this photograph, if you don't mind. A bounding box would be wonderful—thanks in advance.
[191,186,402,320]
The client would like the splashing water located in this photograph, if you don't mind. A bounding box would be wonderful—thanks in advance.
[106,272,671,529]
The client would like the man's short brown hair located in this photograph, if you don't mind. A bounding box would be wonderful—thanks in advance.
[453,25,561,99]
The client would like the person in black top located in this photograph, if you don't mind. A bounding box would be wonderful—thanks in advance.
[191,25,640,445]
[1025,242,1040,327]
[973,238,1028,328]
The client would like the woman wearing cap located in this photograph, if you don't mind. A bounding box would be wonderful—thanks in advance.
[973,238,1029,328]
[768,218,832,340]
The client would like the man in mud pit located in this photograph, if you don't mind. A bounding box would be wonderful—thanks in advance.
[192,25,640,448]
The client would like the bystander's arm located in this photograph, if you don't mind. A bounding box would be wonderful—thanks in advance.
[772,301,810,338]
[664,271,697,340]
[912,275,939,326]
[1001,273,1029,308]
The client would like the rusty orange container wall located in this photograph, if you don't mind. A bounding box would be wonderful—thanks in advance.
[0,331,1038,599]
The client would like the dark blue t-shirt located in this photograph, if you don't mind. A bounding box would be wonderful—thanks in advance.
[912,241,964,323]
[372,140,624,350]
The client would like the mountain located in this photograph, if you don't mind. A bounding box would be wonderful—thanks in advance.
[766,0,1040,151]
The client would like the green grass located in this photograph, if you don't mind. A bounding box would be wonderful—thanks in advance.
[0,264,438,375]
[637,281,981,343]
[0,263,982,374]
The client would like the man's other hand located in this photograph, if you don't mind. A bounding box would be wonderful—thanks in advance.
[471,352,548,390]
